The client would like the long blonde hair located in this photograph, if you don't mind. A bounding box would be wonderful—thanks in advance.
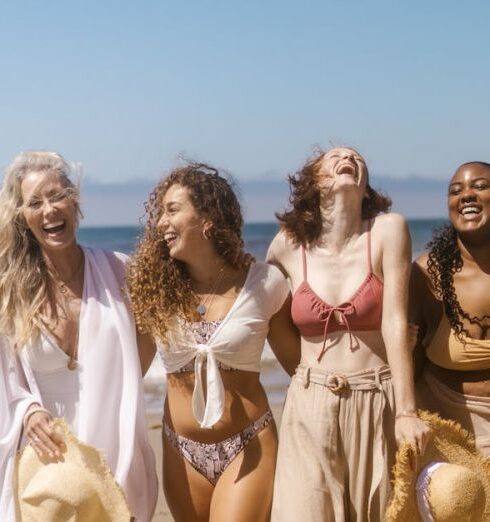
[0,151,80,348]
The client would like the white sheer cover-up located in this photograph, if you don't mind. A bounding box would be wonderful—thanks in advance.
[0,247,158,522]
[159,261,289,428]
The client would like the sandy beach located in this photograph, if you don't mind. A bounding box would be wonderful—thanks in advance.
[147,403,284,522]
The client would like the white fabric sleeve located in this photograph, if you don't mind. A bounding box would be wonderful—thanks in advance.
[0,340,39,521]
[266,264,291,317]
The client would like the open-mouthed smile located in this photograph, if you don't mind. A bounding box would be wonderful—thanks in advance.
[459,204,482,219]
[336,162,357,178]
[163,232,178,246]
[42,220,66,235]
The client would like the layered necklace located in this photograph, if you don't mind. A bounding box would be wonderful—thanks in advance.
[50,254,84,370]
[56,254,85,295]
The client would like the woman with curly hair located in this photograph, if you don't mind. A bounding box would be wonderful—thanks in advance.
[267,147,431,521]
[0,151,158,521]
[127,162,299,521]
[411,161,490,455]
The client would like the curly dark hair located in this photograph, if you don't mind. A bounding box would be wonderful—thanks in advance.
[276,149,392,246]
[127,162,246,341]
[427,224,489,342]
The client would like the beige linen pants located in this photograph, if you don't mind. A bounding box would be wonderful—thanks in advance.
[272,365,396,522]
[417,368,490,456]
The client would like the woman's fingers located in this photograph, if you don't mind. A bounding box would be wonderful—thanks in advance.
[412,424,432,456]
[32,424,62,458]
[26,412,63,458]
[395,417,432,456]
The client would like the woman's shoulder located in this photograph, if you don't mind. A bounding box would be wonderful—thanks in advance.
[267,229,298,258]
[372,212,407,231]
[371,213,410,246]
[266,229,300,278]
[83,247,129,284]
[411,251,439,299]
[83,246,129,264]
[252,260,287,281]
[414,251,430,273]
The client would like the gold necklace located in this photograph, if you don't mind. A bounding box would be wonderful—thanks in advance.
[67,327,80,371]
[195,267,225,317]
[55,254,84,295]
[50,254,83,370]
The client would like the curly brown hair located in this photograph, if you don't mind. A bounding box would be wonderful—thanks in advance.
[276,149,392,246]
[127,162,246,342]
[427,224,490,342]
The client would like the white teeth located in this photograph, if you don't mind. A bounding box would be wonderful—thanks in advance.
[164,233,177,241]
[43,221,64,230]
[461,206,480,215]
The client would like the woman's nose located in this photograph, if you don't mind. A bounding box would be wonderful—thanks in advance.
[42,200,56,214]
[157,214,168,229]
[460,186,477,202]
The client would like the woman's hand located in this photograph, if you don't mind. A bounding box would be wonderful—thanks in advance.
[395,415,432,455]
[25,409,64,459]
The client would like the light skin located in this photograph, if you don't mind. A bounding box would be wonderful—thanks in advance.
[20,170,156,459]
[158,183,300,521]
[411,162,490,395]
[267,147,431,453]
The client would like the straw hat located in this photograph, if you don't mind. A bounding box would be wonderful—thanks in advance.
[15,419,131,522]
[386,410,490,522]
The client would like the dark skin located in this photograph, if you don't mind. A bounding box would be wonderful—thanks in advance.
[410,162,490,395]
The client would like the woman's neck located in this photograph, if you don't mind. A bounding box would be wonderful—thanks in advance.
[186,254,227,288]
[458,234,490,273]
[318,192,364,250]
[43,243,84,281]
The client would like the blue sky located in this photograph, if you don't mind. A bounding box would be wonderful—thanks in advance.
[0,1,488,223]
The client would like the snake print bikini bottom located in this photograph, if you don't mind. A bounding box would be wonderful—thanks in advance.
[163,410,273,485]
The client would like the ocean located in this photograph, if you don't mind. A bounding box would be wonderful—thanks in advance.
[78,219,446,413]
[78,219,447,260]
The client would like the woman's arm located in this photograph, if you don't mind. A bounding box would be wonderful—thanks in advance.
[265,231,289,278]
[409,257,430,379]
[267,294,301,376]
[0,343,63,459]
[380,214,431,454]
[266,233,301,375]
[137,331,156,376]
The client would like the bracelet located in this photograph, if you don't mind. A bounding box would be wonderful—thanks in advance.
[395,409,419,420]
[23,405,52,430]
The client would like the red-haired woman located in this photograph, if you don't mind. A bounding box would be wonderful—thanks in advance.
[127,163,299,521]
[267,147,430,521]
[411,161,490,456]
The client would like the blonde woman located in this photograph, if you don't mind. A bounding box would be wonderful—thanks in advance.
[0,151,157,521]
[127,163,300,521]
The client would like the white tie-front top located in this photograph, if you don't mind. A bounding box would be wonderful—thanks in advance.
[159,261,289,428]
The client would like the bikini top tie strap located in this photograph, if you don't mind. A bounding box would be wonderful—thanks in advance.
[317,303,356,362]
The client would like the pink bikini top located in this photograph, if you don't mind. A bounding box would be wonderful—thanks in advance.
[291,222,384,361]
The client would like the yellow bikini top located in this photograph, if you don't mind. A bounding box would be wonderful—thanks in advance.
[426,314,490,371]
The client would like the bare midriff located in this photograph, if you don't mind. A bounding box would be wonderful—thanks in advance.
[165,369,273,442]
[300,330,387,373]
[426,360,490,396]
